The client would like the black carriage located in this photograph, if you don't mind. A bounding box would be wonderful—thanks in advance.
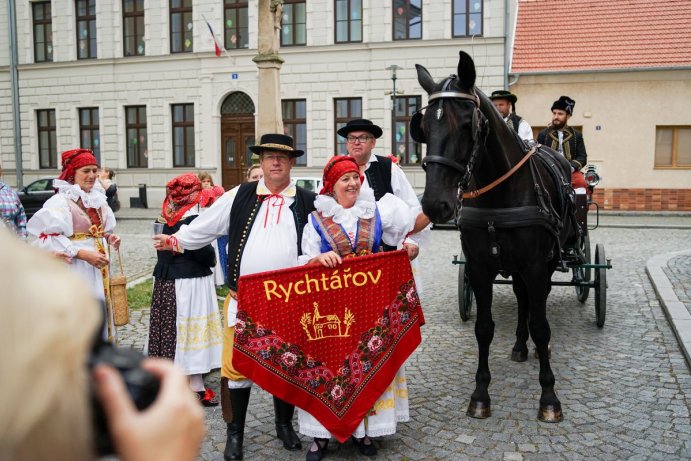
[453,165,612,327]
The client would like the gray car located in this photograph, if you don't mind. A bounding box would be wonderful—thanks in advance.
[17,178,55,219]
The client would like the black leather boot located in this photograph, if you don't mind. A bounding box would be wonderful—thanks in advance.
[273,396,302,450]
[223,387,251,461]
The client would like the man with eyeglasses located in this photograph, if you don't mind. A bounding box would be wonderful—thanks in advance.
[153,133,316,460]
[338,118,429,260]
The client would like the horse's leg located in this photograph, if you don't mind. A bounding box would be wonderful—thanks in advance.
[510,276,529,362]
[526,266,563,423]
[466,272,495,419]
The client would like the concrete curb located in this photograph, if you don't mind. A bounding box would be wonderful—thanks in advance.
[598,223,691,230]
[646,249,691,368]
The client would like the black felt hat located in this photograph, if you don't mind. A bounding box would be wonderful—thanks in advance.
[489,90,517,104]
[248,133,303,157]
[551,96,576,115]
[337,119,383,139]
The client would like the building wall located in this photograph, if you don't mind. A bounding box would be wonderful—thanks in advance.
[0,0,508,208]
[0,2,12,174]
[512,70,691,210]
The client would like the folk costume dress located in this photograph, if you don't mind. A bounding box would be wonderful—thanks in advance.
[27,179,117,341]
[148,180,222,376]
[297,188,415,440]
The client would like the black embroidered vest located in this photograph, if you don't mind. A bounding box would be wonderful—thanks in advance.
[364,155,396,251]
[226,182,316,290]
[364,155,393,201]
[507,113,523,133]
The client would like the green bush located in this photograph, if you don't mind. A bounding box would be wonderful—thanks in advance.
[126,280,227,311]
[127,280,153,310]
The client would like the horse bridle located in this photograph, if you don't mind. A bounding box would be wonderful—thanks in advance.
[419,76,488,191]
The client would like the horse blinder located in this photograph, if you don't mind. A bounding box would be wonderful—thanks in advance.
[410,111,426,143]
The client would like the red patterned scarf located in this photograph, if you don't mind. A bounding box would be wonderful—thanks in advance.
[161,173,202,226]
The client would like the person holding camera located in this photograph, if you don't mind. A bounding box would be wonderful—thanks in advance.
[0,228,205,461]
[148,173,223,406]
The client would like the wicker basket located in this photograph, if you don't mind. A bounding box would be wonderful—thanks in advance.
[110,249,130,326]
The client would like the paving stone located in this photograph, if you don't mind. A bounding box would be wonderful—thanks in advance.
[111,219,691,460]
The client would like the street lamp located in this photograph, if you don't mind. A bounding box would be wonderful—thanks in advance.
[386,64,402,158]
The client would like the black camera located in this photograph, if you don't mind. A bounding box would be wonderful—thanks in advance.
[89,338,160,455]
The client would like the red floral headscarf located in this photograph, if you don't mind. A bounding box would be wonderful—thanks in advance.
[58,148,98,184]
[319,156,363,195]
[199,185,225,208]
[161,173,202,226]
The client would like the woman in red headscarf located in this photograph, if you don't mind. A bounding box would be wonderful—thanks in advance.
[148,173,223,406]
[27,148,121,342]
[297,156,415,460]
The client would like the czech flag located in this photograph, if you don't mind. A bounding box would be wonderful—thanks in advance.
[205,19,223,57]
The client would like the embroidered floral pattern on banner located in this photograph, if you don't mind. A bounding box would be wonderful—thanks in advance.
[233,251,424,442]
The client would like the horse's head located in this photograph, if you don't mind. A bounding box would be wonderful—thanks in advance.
[413,51,488,223]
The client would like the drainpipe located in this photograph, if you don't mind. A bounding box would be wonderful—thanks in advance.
[508,74,520,87]
[503,0,510,90]
[8,0,23,188]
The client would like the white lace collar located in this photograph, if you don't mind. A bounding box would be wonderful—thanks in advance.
[54,179,107,209]
[314,188,376,228]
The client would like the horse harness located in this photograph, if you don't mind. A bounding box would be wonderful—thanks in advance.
[414,75,488,192]
[413,76,576,260]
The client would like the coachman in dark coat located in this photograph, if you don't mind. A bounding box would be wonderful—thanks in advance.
[537,95,587,173]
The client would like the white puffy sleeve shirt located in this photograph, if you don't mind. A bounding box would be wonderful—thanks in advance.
[361,156,430,247]
[299,191,414,265]
[27,190,115,301]
[174,180,300,326]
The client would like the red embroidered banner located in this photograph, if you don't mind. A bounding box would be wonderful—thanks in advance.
[233,250,424,442]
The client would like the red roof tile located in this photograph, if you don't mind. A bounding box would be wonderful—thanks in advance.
[512,0,691,72]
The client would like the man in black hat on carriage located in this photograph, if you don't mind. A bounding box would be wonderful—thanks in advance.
[537,96,588,192]
[489,90,533,142]
[338,118,429,260]
[153,133,316,460]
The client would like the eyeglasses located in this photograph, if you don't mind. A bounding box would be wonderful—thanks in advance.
[345,135,373,144]
[262,153,291,162]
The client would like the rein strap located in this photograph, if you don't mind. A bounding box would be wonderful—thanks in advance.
[462,147,536,199]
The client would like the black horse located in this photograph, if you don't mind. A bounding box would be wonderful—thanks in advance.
[414,51,578,423]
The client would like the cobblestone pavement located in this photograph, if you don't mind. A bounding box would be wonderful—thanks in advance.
[114,218,691,461]
[665,255,691,316]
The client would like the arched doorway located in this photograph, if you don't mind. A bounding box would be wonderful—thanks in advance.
[220,92,255,190]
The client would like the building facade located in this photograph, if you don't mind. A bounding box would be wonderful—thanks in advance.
[1,0,508,208]
[510,0,691,211]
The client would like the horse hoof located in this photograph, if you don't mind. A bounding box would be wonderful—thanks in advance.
[511,349,528,362]
[537,403,563,423]
[466,400,491,419]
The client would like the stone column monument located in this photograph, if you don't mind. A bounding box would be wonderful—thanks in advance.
[253,0,284,136]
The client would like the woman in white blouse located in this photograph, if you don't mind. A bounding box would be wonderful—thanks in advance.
[297,155,414,461]
[27,148,121,342]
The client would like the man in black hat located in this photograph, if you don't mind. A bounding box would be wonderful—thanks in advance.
[489,90,533,142]
[537,96,588,192]
[154,133,316,460]
[337,118,429,260]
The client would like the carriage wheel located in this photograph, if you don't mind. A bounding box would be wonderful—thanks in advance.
[594,243,607,327]
[458,264,473,322]
[574,234,591,303]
